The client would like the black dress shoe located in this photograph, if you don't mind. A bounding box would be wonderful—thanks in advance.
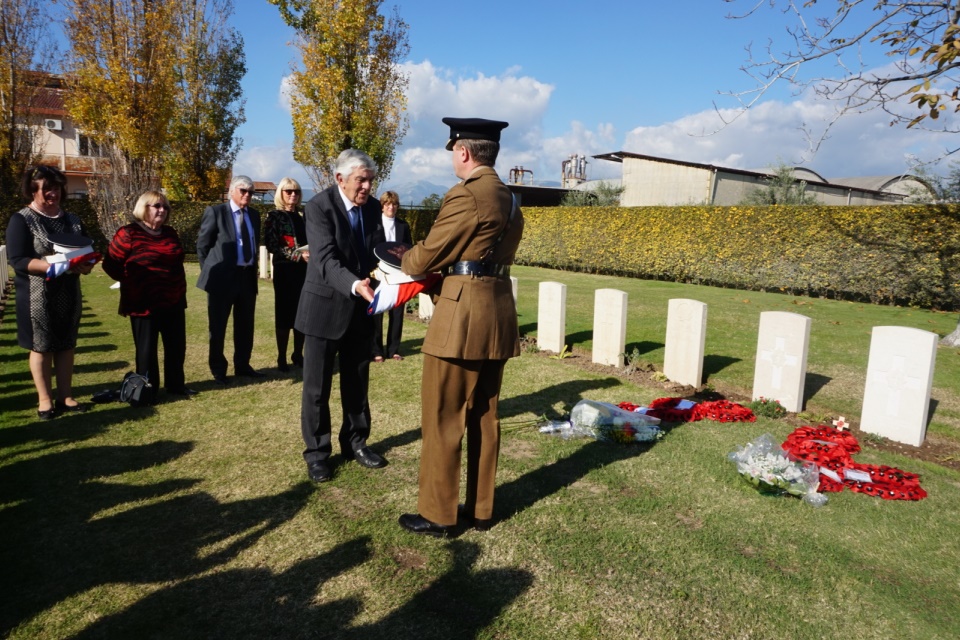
[213,375,229,385]
[307,461,332,483]
[398,513,450,537]
[56,401,88,413]
[352,446,387,469]
[37,407,57,421]
[277,360,290,372]
[236,368,266,378]
[291,355,303,367]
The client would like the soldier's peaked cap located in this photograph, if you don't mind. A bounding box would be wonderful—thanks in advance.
[443,117,508,151]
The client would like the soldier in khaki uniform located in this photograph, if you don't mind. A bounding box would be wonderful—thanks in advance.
[398,118,524,537]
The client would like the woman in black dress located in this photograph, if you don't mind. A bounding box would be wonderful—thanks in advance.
[263,177,308,371]
[5,166,95,419]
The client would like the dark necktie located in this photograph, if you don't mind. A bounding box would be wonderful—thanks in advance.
[349,207,366,263]
[239,209,252,264]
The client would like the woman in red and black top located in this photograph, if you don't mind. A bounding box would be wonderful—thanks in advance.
[102,190,194,402]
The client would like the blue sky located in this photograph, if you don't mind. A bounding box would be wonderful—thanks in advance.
[231,1,956,196]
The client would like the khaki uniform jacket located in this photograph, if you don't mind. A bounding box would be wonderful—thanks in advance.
[401,166,524,360]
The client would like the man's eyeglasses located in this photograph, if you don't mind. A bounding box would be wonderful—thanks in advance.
[238,188,254,195]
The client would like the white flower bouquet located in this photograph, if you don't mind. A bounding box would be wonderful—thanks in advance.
[728,434,826,506]
[539,400,662,444]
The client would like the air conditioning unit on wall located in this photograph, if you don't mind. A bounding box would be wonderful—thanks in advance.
[45,119,62,131]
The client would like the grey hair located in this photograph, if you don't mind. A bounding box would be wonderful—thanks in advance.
[230,175,254,191]
[334,149,377,180]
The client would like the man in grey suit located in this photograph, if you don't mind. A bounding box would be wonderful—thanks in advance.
[196,175,265,384]
[295,149,387,483]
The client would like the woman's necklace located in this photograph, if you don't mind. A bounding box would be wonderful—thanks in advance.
[28,204,61,219]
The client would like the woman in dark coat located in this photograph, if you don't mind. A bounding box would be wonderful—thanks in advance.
[372,190,412,362]
[5,165,95,419]
[263,177,308,371]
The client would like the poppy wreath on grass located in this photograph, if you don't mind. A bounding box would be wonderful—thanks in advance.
[782,425,927,501]
[618,398,756,424]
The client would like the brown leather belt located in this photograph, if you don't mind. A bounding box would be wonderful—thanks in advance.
[451,261,510,278]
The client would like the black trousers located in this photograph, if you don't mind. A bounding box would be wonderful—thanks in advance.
[373,305,404,357]
[300,311,373,464]
[130,306,186,400]
[206,267,257,377]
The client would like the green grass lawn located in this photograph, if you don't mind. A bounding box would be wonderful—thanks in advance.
[1,264,959,639]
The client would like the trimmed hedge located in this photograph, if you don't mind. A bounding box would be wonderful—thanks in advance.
[517,204,960,310]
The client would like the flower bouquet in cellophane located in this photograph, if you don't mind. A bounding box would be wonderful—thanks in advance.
[728,434,827,507]
[540,400,662,444]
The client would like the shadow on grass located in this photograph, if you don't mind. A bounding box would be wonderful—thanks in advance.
[703,354,741,380]
[625,340,663,357]
[0,438,313,636]
[68,537,532,640]
[499,377,622,420]
[804,372,832,402]
[496,438,649,525]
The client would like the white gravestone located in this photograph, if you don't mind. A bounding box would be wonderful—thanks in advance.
[418,292,434,321]
[752,311,811,413]
[537,282,567,354]
[258,245,270,279]
[663,299,707,387]
[592,289,627,366]
[510,276,518,302]
[860,326,937,447]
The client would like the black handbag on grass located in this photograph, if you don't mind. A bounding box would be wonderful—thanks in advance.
[119,372,152,406]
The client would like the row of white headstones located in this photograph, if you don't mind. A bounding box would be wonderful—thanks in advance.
[419,279,938,448]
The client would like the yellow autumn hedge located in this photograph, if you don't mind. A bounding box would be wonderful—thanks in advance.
[516,204,960,310]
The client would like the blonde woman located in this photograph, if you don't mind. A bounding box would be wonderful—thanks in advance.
[102,191,192,403]
[264,177,308,371]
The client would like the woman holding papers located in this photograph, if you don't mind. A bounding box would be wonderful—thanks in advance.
[264,177,308,371]
[103,191,191,403]
[4,165,95,419]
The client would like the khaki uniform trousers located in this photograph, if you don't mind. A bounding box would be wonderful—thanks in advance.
[418,354,507,526]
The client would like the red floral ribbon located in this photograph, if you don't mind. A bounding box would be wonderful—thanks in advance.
[782,426,926,500]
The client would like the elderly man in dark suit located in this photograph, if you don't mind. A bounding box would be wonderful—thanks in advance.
[398,118,524,537]
[296,149,388,483]
[196,175,265,384]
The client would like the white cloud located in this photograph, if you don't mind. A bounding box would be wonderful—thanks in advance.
[233,144,311,188]
[624,84,957,178]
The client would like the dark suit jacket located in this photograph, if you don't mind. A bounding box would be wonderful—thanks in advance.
[372,216,412,247]
[295,185,381,340]
[196,202,261,293]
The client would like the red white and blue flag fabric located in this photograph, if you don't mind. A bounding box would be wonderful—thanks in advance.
[367,272,441,315]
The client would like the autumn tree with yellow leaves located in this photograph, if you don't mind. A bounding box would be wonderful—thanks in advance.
[62,0,181,235]
[0,0,56,196]
[165,0,246,201]
[62,0,246,233]
[271,0,409,187]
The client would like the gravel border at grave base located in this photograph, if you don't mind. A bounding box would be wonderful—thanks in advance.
[516,335,960,473]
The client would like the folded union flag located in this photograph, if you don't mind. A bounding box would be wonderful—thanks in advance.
[367,273,441,315]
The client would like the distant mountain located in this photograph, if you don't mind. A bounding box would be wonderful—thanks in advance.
[378,179,454,206]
